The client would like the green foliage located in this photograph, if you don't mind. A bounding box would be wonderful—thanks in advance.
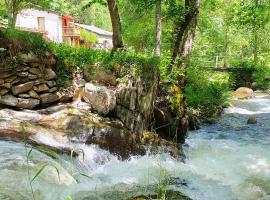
[186,67,230,118]
[230,60,270,90]
[103,50,160,83]
[80,28,99,46]
[50,43,107,71]
[50,43,159,85]
[2,28,49,54]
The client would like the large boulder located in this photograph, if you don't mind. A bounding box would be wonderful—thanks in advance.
[83,83,116,115]
[234,87,254,99]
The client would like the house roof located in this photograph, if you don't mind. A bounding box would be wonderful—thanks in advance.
[19,8,77,20]
[74,23,112,37]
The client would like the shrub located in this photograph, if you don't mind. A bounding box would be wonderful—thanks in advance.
[1,28,49,54]
[186,67,230,118]
[230,60,270,90]
[80,28,99,47]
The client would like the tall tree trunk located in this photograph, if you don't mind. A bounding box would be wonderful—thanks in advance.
[253,0,259,63]
[107,0,124,51]
[168,0,200,144]
[224,31,229,68]
[155,0,162,57]
[253,30,258,63]
[6,0,17,28]
[169,0,200,70]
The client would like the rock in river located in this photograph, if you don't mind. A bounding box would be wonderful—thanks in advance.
[83,82,116,115]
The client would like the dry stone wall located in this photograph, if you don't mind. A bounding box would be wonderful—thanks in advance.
[115,74,158,141]
[0,53,59,109]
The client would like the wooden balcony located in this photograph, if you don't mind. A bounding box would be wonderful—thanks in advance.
[62,27,80,37]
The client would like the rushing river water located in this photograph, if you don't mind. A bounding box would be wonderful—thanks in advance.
[1,96,270,200]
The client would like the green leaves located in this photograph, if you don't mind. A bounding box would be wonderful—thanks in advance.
[31,164,60,183]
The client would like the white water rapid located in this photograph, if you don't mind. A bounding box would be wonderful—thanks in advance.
[0,96,270,200]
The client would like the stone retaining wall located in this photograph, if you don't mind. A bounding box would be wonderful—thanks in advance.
[0,53,59,109]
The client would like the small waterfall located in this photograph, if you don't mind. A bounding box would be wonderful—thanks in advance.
[0,96,270,200]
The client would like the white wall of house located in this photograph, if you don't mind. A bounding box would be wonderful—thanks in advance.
[16,8,63,43]
[98,35,113,49]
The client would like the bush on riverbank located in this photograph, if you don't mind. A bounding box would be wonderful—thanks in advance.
[229,60,270,90]
[186,67,230,118]
[0,28,230,119]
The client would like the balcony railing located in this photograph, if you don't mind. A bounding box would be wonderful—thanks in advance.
[63,27,80,37]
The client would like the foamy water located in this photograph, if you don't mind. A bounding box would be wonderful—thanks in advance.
[0,96,270,199]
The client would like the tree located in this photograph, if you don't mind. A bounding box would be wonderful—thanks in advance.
[234,0,270,62]
[171,0,200,65]
[155,0,162,56]
[107,0,123,50]
[168,0,200,143]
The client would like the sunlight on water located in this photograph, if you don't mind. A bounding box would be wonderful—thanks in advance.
[0,96,270,200]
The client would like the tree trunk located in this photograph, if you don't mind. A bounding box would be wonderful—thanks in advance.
[155,0,162,57]
[168,0,200,143]
[253,30,258,63]
[224,31,229,68]
[253,0,259,63]
[107,0,124,51]
[169,0,200,71]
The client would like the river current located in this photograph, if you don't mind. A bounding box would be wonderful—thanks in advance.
[0,96,270,200]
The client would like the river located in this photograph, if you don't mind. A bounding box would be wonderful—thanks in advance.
[0,96,270,200]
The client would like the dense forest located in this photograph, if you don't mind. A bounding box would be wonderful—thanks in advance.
[0,0,270,200]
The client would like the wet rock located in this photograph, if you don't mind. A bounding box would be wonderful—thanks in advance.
[0,95,18,106]
[40,93,59,104]
[17,98,40,109]
[44,68,56,80]
[12,82,33,95]
[33,84,49,93]
[83,83,116,115]
[234,87,254,99]
[247,117,257,124]
[152,107,176,140]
